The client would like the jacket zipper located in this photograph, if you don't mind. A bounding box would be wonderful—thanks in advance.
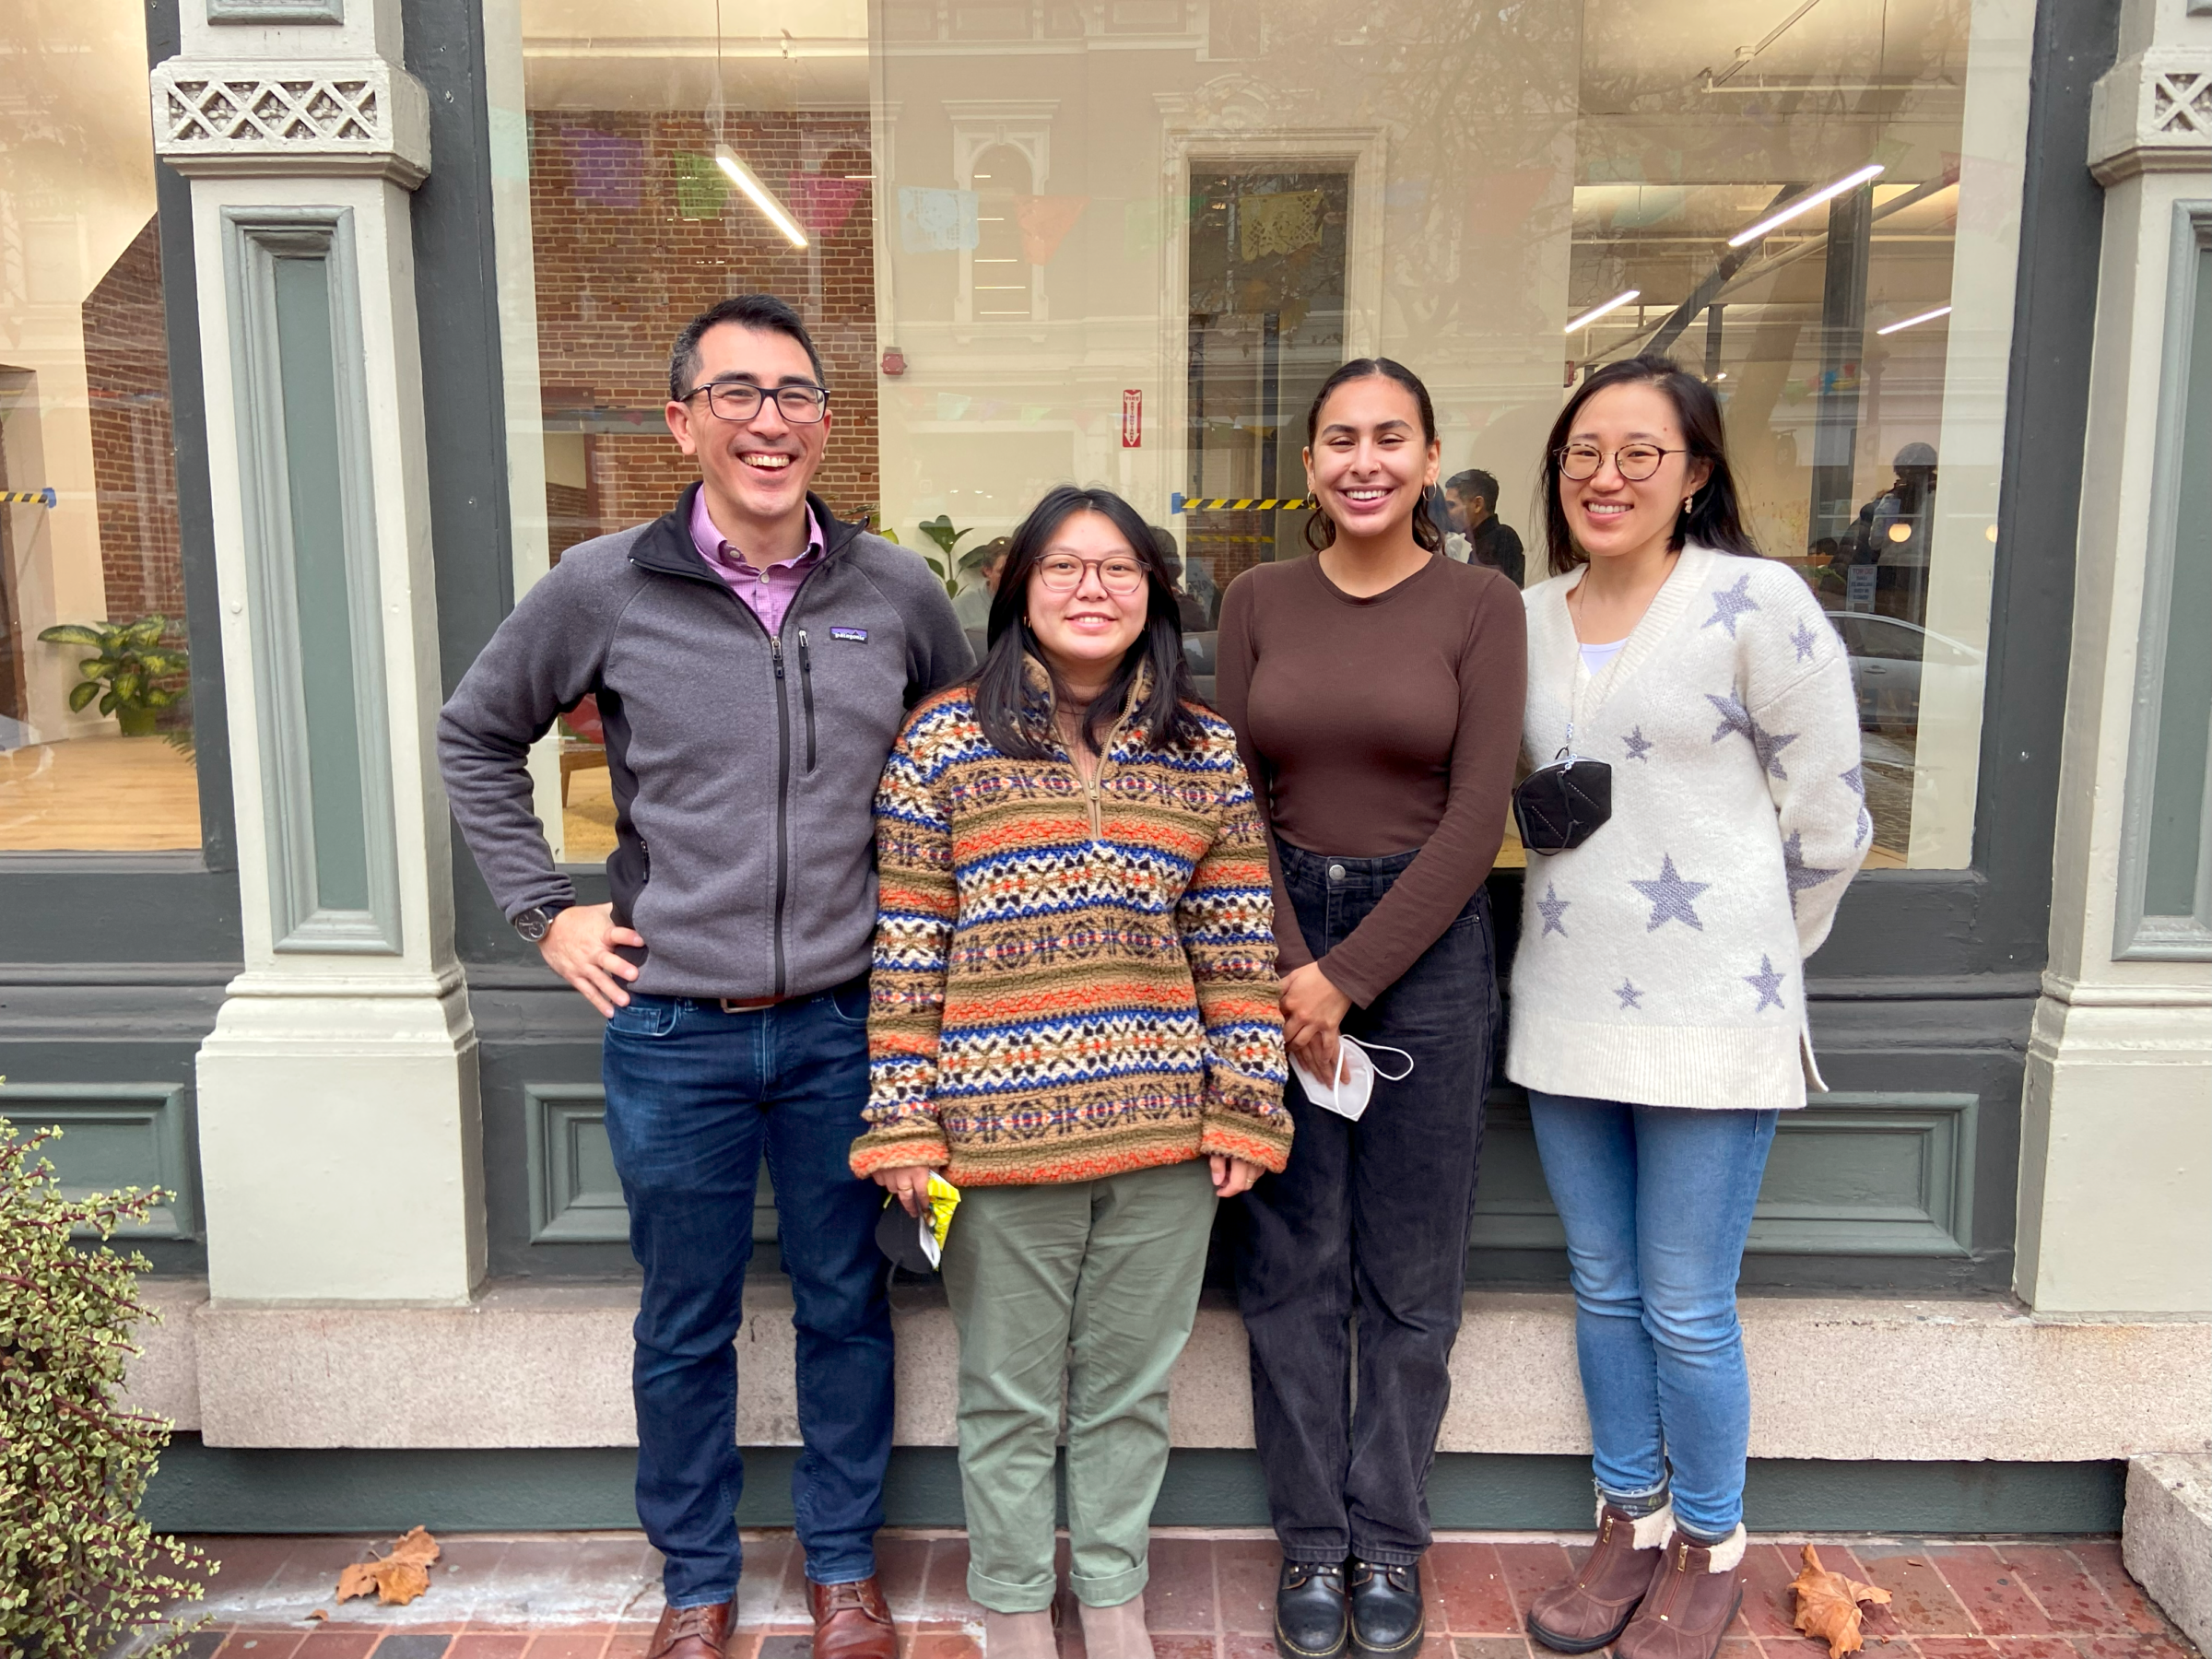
[769,635,792,997]
[1070,702,1137,841]
[797,628,818,771]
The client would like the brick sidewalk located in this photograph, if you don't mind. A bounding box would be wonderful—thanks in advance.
[140,1531,2199,1659]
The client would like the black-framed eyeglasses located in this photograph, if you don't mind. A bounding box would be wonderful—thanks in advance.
[1555,442,1686,482]
[687,382,831,424]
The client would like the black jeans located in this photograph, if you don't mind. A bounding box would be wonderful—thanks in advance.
[1230,842,1498,1567]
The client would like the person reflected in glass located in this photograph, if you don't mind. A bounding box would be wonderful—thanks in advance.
[1215,359,1527,1659]
[1444,468,1526,587]
[952,535,1013,631]
[1510,355,1867,1659]
[853,485,1290,1659]
[1842,441,1938,625]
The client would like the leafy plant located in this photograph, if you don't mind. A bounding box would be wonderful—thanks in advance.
[914,514,977,597]
[35,617,189,739]
[0,1110,210,1656]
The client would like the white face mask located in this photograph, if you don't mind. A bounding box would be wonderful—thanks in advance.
[1289,1035,1416,1122]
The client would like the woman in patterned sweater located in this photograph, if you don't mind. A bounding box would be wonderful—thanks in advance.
[851,485,1290,1659]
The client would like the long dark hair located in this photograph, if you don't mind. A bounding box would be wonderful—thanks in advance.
[1541,353,1759,577]
[975,485,1206,760]
[1300,358,1444,554]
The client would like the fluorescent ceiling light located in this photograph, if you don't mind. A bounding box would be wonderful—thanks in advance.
[1565,289,1641,333]
[714,144,809,249]
[1877,304,1953,335]
[1727,164,1885,247]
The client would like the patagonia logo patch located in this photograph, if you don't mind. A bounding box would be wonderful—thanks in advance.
[829,627,868,642]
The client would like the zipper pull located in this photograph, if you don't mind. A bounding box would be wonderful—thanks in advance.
[797,629,811,672]
[771,637,785,678]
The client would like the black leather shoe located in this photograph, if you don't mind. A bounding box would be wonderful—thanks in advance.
[1276,1559,1350,1659]
[1347,1558,1425,1657]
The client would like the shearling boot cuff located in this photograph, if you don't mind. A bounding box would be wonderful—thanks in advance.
[1592,1499,1678,1552]
[1693,1525,1747,1573]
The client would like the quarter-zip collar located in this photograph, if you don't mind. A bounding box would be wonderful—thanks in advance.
[1022,654,1152,838]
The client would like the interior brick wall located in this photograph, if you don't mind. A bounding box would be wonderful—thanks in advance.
[81,218,184,636]
[530,111,878,556]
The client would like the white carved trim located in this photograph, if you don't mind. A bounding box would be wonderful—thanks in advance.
[2091,51,2212,185]
[150,58,430,188]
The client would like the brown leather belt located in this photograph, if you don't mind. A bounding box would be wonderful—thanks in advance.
[717,994,787,1013]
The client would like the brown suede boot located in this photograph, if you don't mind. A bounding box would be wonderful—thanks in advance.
[1526,1502,1675,1653]
[1613,1529,1747,1659]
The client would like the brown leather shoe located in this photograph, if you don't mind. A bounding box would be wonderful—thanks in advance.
[1527,1504,1674,1653]
[811,1573,899,1659]
[1613,1530,1747,1659]
[647,1594,737,1659]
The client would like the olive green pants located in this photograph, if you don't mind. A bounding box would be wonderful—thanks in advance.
[941,1158,1218,1614]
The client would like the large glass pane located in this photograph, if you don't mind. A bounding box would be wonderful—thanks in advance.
[0,0,202,853]
[500,0,2027,870]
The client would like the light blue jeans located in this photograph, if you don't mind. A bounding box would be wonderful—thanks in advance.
[1525,1094,1778,1538]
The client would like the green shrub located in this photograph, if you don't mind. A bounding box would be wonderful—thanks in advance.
[0,1114,210,1656]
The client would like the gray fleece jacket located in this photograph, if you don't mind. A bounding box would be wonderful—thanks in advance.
[438,487,971,999]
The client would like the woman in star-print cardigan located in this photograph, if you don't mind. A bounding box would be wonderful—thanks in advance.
[1507,355,1866,1659]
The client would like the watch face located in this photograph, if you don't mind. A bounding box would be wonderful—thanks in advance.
[514,908,549,942]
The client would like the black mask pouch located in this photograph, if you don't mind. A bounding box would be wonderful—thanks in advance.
[1513,751,1613,854]
[1514,632,1616,855]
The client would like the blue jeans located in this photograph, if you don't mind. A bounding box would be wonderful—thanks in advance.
[602,978,892,1609]
[1524,1094,1778,1538]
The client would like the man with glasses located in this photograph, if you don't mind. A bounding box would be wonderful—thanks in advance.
[439,294,970,1659]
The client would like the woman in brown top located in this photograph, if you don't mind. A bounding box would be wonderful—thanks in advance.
[1216,359,1526,1659]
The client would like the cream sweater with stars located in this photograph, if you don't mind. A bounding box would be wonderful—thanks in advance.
[1505,544,1867,1112]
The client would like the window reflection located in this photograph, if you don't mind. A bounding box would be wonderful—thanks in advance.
[506,0,2025,871]
[0,0,199,853]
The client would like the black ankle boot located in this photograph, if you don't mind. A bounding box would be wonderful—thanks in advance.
[1276,1560,1350,1659]
[1347,1558,1425,1657]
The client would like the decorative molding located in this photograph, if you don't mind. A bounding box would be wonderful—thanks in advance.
[2090,52,2212,184]
[522,1085,779,1247]
[208,0,344,21]
[1473,1092,1978,1257]
[0,1083,198,1240]
[150,58,429,188]
[2114,203,2212,961]
[222,207,404,957]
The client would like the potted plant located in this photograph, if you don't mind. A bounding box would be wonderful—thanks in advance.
[35,617,189,737]
[915,514,977,597]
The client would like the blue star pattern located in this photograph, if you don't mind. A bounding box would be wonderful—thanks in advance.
[1744,953,1786,1012]
[1706,692,1798,779]
[1708,691,1753,744]
[1537,881,1571,938]
[1630,853,1711,932]
[1615,979,1644,1010]
[1841,764,1871,848]
[1751,723,1798,780]
[1702,573,1760,637]
[1792,619,1818,662]
[1623,726,1654,763]
[1783,830,1842,912]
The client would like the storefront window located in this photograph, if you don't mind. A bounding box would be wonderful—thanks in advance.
[0,0,201,853]
[499,0,2029,870]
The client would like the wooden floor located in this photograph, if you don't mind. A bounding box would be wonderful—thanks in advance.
[0,734,200,851]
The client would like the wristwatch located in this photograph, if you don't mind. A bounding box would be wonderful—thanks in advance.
[512,901,571,943]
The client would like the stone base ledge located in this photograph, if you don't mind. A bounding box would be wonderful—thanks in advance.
[2124,1455,2212,1652]
[124,1279,2212,1460]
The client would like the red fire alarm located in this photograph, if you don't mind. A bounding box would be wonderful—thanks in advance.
[1121,388,1143,449]
[881,347,908,377]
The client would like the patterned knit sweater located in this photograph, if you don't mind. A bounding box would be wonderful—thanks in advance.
[1505,545,1867,1111]
[848,668,1291,1185]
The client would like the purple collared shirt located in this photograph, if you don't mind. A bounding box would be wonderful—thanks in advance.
[689,489,826,639]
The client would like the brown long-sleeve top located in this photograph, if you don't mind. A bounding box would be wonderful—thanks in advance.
[1214,552,1528,1006]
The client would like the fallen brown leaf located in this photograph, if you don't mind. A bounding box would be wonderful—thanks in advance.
[306,1609,329,1622]
[1792,1545,1892,1659]
[335,1525,444,1606]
